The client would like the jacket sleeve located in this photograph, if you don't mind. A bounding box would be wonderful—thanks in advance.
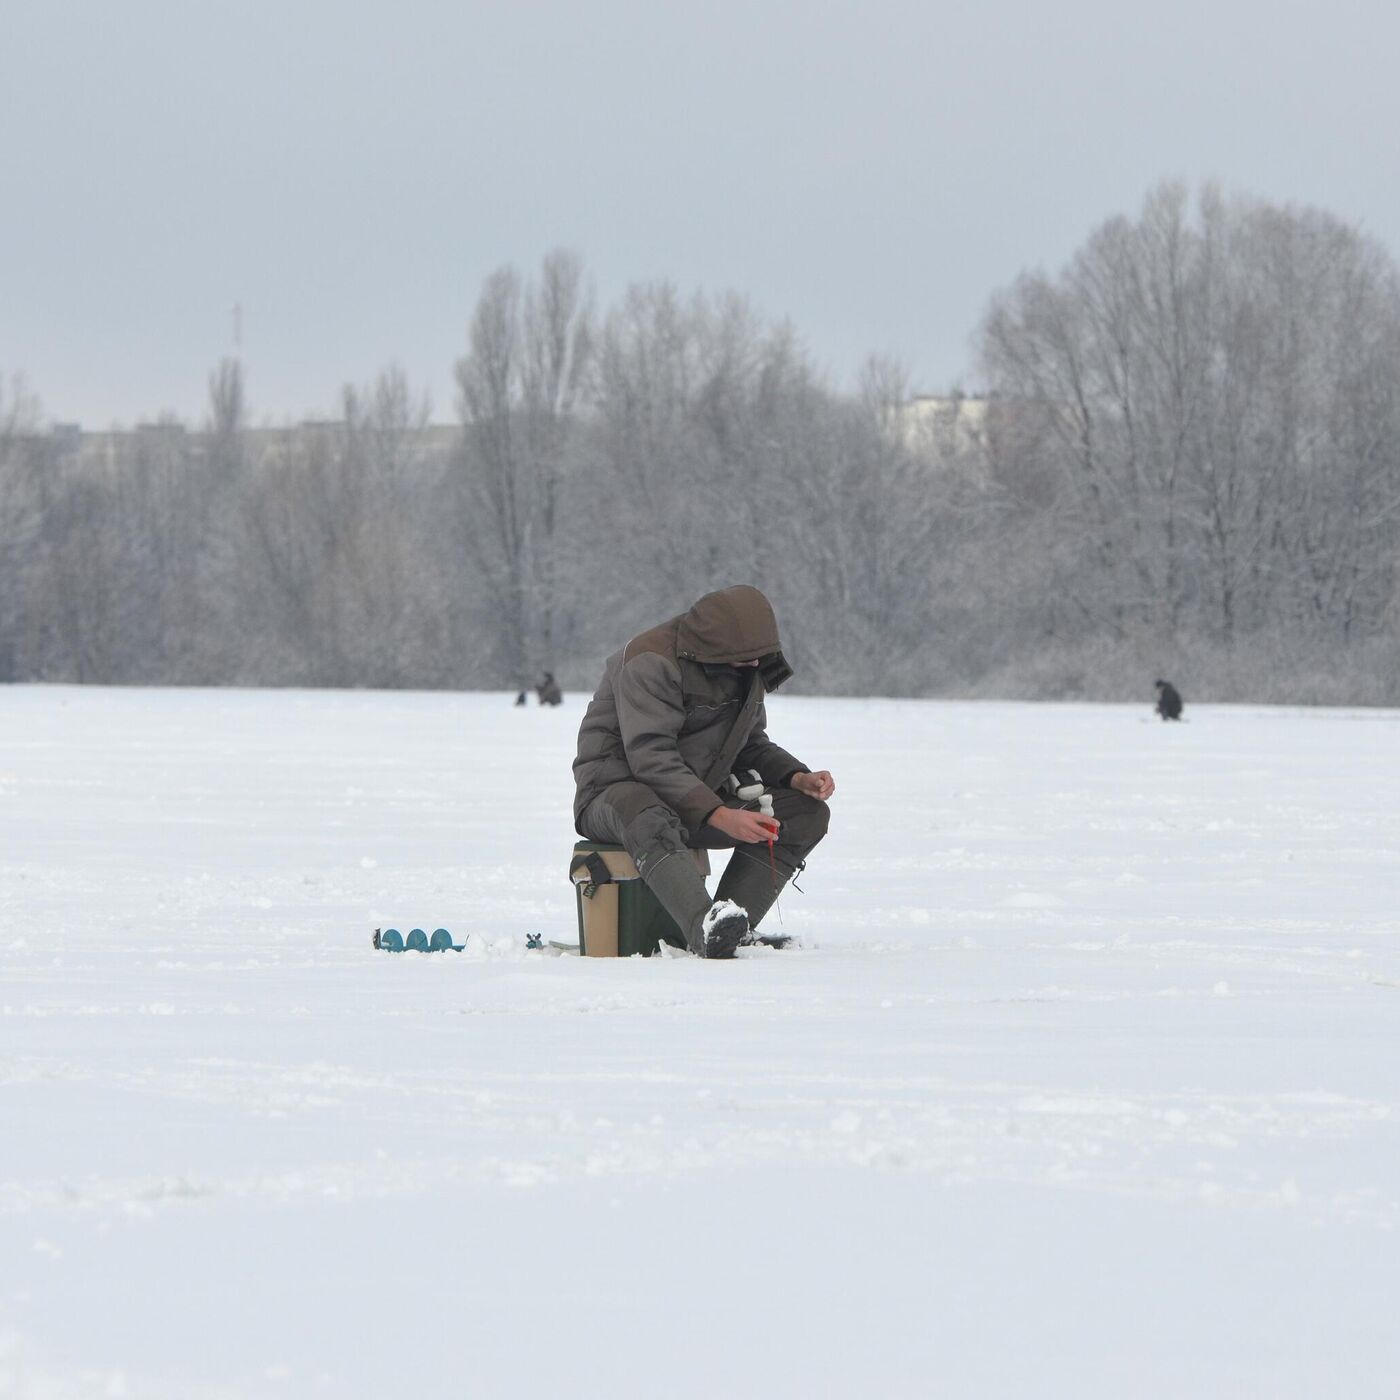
[615,652,724,832]
[734,699,809,790]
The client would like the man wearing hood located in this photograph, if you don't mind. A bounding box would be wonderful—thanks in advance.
[573,584,835,959]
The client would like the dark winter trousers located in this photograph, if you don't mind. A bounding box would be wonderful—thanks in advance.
[576,780,830,934]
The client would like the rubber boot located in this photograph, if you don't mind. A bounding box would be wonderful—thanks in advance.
[713,846,789,932]
[642,850,747,958]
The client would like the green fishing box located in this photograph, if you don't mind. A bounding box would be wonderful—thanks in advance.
[568,840,710,957]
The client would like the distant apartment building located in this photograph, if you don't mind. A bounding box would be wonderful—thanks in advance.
[897,393,990,462]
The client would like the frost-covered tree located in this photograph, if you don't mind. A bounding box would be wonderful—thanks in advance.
[0,374,44,680]
[455,250,593,687]
[980,182,1400,654]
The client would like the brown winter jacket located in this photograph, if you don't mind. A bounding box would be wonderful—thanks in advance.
[572,585,808,835]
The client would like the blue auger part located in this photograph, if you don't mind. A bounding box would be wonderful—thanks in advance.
[525,932,544,950]
[429,927,454,952]
[405,928,430,952]
[379,928,404,952]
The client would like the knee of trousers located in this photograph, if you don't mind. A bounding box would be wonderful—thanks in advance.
[775,791,831,851]
[620,801,690,875]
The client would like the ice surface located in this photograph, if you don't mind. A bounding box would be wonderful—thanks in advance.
[2,687,1398,1397]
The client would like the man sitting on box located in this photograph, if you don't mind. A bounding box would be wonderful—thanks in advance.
[573,584,836,959]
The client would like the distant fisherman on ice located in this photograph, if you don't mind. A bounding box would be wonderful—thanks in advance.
[1155,679,1184,721]
[572,585,835,959]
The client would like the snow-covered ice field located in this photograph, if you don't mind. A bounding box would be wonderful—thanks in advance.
[2,685,1398,1398]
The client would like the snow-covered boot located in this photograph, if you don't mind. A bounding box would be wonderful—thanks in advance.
[698,899,749,960]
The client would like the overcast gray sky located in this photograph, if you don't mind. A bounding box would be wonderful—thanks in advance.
[3,0,1397,426]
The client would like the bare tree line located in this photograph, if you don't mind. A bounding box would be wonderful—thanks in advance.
[2,183,1399,702]
[978,183,1400,698]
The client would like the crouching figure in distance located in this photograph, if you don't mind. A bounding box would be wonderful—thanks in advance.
[1155,679,1184,721]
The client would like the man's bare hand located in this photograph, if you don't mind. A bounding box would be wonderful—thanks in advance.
[791,770,835,800]
[707,805,782,844]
